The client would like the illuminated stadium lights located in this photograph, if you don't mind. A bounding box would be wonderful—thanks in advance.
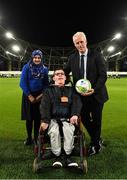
[6,51,19,57]
[5,32,16,40]
[109,51,121,58]
[107,46,115,52]
[0,25,126,72]
[112,33,122,40]
[100,32,122,52]
[12,45,20,52]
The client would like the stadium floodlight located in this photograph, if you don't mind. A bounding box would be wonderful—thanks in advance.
[101,33,122,54]
[112,33,122,40]
[109,51,122,58]
[6,51,19,57]
[107,46,115,52]
[12,45,20,52]
[5,32,16,40]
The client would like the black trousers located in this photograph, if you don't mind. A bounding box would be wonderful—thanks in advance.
[81,96,104,146]
[21,91,41,142]
[26,102,41,142]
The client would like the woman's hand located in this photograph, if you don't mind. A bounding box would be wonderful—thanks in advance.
[28,95,36,103]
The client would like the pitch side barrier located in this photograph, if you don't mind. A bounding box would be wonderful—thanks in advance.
[0,71,127,78]
[107,71,127,78]
[0,71,21,78]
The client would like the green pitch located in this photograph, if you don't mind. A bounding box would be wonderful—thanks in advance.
[0,78,127,179]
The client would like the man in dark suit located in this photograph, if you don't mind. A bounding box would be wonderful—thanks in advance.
[64,32,109,156]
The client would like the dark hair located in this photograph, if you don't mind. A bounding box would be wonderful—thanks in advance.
[49,68,65,85]
[53,67,65,76]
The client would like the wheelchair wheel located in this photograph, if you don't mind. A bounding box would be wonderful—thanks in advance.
[33,157,42,173]
[79,130,88,174]
[80,159,88,174]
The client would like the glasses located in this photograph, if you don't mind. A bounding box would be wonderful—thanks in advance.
[54,72,65,76]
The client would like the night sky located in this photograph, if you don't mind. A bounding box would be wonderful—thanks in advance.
[0,0,127,47]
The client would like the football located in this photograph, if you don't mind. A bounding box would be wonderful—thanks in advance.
[75,79,91,94]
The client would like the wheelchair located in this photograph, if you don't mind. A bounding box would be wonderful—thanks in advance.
[32,118,88,174]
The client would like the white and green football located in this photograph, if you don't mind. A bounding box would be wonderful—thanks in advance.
[75,79,91,94]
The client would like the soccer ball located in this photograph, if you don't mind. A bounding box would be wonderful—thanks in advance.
[75,79,91,94]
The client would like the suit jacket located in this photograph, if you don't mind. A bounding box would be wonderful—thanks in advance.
[64,49,109,104]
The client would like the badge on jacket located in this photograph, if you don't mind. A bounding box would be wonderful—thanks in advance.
[61,96,68,102]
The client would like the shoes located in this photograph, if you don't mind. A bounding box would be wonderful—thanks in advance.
[88,144,101,156]
[52,154,78,167]
[88,138,104,156]
[99,138,104,147]
[65,155,78,167]
[24,138,33,145]
[52,156,63,167]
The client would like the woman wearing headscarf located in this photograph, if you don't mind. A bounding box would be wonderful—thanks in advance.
[20,50,49,145]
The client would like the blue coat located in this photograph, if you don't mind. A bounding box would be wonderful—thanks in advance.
[20,62,49,96]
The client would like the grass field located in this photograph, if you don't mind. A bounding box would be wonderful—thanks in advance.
[0,77,127,179]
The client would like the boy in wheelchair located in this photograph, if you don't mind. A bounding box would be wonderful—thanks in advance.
[39,68,82,167]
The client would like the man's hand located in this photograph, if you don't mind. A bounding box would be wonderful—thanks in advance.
[81,88,94,96]
[40,122,49,131]
[70,115,78,125]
